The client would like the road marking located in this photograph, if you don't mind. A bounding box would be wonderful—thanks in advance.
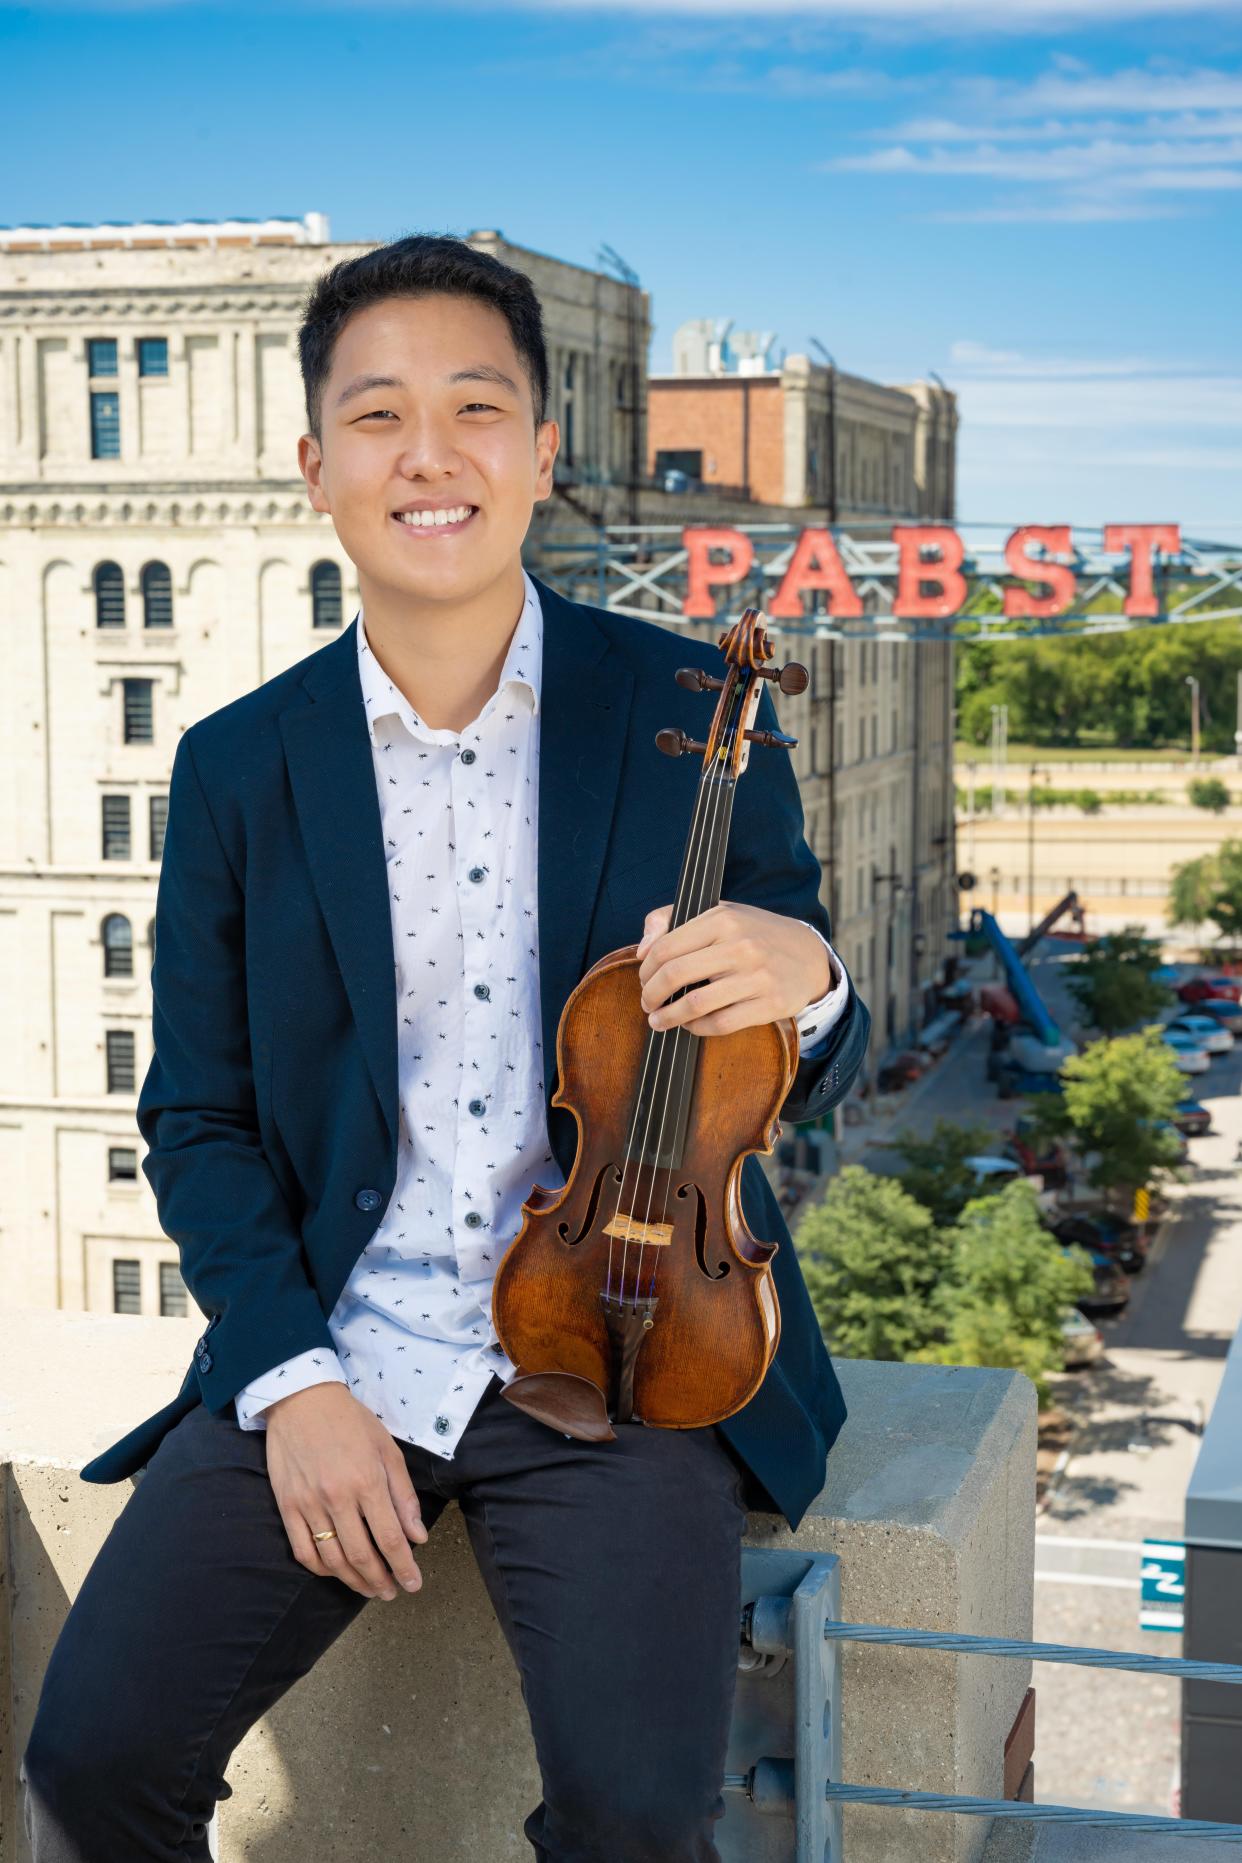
[1035,1535,1147,1553]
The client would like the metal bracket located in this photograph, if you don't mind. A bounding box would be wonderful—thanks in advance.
[719,1549,842,1863]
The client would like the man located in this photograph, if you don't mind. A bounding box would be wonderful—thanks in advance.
[22,233,870,1860]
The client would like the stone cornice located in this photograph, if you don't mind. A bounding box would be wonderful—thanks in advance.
[0,485,332,527]
[0,289,306,320]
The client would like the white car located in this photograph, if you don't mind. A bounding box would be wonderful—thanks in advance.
[1166,1014,1234,1055]
[1060,1308,1105,1369]
[1160,1031,1211,1073]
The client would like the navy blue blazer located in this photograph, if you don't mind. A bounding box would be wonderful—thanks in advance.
[79,573,870,1528]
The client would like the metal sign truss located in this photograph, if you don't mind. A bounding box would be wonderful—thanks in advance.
[536,521,1242,645]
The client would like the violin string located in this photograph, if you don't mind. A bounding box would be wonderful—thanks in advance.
[623,689,743,1306]
[632,757,730,1302]
[606,720,727,1307]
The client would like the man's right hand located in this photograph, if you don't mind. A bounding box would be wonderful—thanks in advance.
[262,1383,428,1600]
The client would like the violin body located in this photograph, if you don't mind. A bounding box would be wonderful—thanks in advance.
[491,937,797,1437]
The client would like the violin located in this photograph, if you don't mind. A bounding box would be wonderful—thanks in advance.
[490,607,810,1443]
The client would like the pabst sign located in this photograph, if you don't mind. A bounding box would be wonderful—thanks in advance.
[682,523,1182,621]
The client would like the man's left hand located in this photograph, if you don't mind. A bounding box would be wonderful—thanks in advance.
[633,901,836,1038]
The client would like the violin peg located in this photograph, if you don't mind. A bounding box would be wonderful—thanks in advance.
[742,727,798,750]
[656,726,709,758]
[675,666,726,693]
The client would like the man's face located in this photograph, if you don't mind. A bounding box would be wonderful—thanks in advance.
[300,293,557,605]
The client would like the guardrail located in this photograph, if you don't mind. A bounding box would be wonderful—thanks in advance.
[719,1552,1242,1859]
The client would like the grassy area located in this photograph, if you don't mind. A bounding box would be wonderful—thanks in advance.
[955,742,1211,766]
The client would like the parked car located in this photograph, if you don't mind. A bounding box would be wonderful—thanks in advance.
[1051,1213,1146,1277]
[997,1063,1066,1100]
[1178,977,1242,1006]
[1006,1117,1069,1187]
[1160,1031,1211,1074]
[1190,998,1242,1035]
[1067,1249,1131,1316]
[1165,1014,1234,1055]
[1173,1096,1212,1136]
[1060,1308,1106,1368]
[877,1050,927,1093]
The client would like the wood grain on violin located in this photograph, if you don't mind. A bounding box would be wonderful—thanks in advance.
[491,607,810,1442]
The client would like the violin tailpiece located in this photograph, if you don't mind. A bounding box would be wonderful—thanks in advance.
[600,1293,658,1424]
[501,1370,617,1442]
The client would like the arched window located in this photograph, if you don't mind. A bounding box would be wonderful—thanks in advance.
[142,562,173,628]
[94,562,125,629]
[102,913,133,978]
[311,560,342,629]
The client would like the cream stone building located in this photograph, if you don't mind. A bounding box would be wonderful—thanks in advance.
[0,212,955,1320]
[0,213,650,1318]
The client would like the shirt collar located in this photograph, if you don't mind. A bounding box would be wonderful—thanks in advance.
[355,566,542,744]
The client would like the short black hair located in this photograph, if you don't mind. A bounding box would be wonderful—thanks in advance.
[298,231,550,443]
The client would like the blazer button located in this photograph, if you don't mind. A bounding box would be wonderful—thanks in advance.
[199,1352,213,1372]
[354,1187,383,1212]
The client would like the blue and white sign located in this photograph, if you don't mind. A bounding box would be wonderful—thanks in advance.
[1140,1539,1185,1633]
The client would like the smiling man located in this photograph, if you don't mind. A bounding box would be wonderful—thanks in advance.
[22,233,870,1862]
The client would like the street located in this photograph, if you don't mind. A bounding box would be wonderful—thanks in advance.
[843,936,1242,1815]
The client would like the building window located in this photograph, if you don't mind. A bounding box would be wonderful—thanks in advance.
[106,1029,135,1092]
[311,561,342,629]
[142,562,173,628]
[91,392,120,459]
[160,1261,189,1317]
[103,913,133,977]
[94,561,126,628]
[149,794,169,862]
[871,714,878,758]
[112,1257,142,1314]
[87,338,118,377]
[147,917,156,959]
[654,449,703,483]
[858,717,865,763]
[123,678,154,744]
[138,337,168,377]
[102,794,131,860]
[109,1146,138,1182]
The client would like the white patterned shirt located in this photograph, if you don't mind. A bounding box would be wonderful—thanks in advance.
[234,569,850,1458]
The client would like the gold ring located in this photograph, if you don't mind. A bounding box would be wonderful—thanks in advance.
[313,1528,338,1543]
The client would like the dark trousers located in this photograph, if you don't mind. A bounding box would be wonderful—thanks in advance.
[20,1377,748,1861]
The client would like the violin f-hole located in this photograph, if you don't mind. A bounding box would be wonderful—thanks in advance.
[678,1181,730,1280]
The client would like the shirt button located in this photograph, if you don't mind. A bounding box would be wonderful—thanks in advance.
[464,1211,483,1228]
[434,1415,451,1435]
[460,748,476,765]
[469,866,486,884]
[468,1098,486,1116]
[473,983,490,1000]
[354,1187,383,1212]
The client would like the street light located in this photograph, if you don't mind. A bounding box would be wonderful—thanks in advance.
[1186,674,1201,765]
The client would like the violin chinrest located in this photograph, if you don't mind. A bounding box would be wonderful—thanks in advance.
[502,1369,617,1442]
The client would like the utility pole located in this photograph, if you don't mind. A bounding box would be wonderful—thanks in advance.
[1185,674,1201,765]
[1027,764,1048,939]
[990,703,1008,817]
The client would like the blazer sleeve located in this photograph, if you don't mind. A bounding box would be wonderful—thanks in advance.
[137,728,338,1411]
[721,682,871,1126]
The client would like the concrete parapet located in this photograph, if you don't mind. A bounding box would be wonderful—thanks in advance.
[0,1309,1035,1862]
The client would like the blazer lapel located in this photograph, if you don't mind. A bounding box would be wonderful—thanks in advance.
[277,573,634,1147]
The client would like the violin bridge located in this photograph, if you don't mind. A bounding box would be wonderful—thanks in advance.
[602,1213,673,1248]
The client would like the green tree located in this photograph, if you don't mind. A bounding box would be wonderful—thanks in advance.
[891,1117,1004,1228]
[1064,928,1173,1036]
[1030,1028,1185,1195]
[1170,839,1242,951]
[913,1182,1096,1404]
[1188,777,1231,813]
[794,1166,952,1361]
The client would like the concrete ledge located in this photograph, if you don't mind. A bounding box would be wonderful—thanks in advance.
[1,1309,1036,1863]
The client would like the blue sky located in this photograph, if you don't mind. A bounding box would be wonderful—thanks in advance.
[4,0,1242,534]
